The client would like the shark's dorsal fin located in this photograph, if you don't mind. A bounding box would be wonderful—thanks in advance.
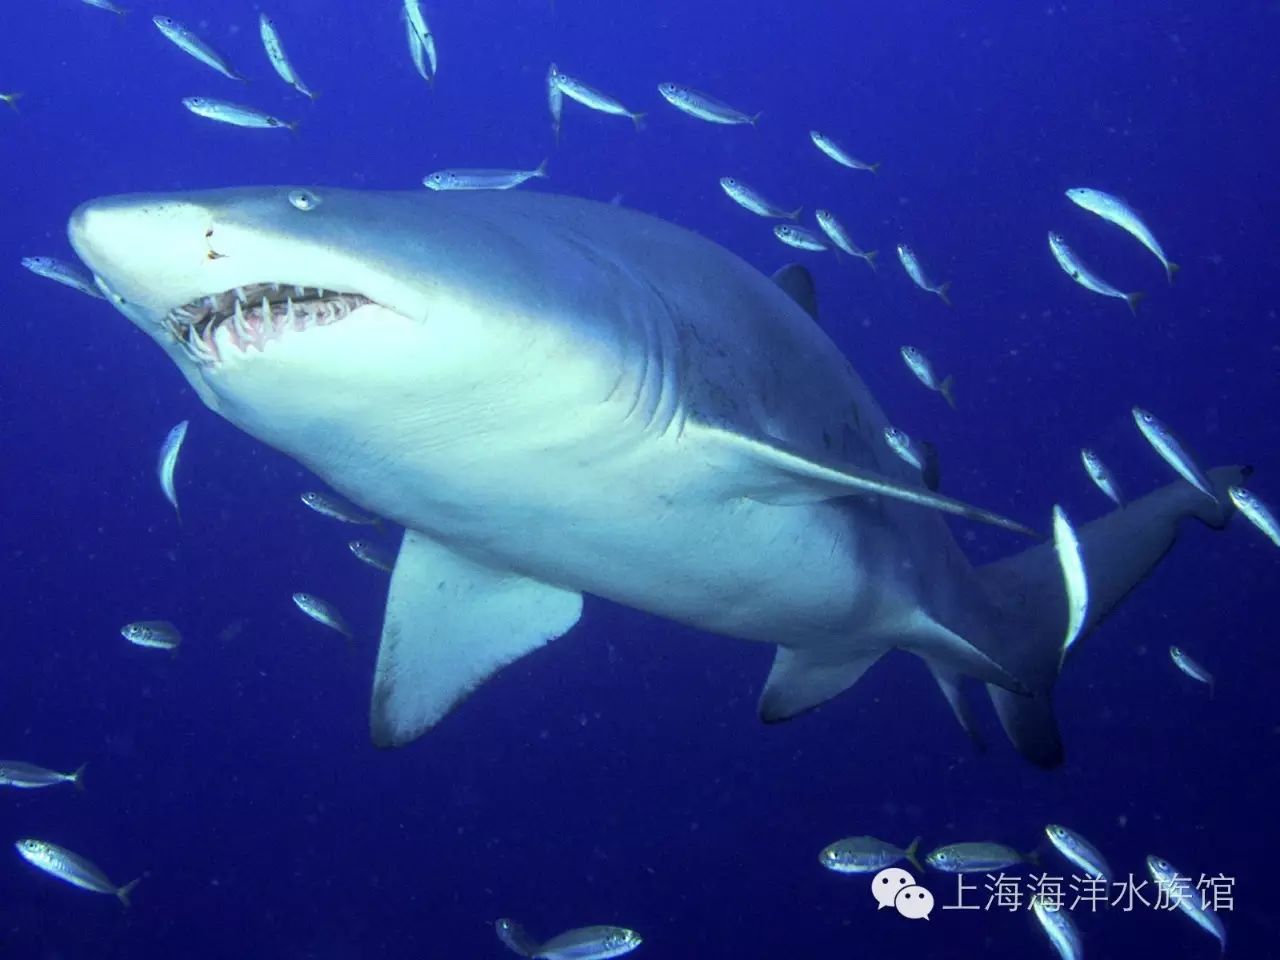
[370,531,583,747]
[770,264,818,319]
[700,426,1037,538]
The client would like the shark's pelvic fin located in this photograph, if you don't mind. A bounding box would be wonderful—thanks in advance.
[770,264,819,320]
[926,663,987,752]
[758,646,882,722]
[370,531,583,747]
[978,464,1250,768]
[705,429,1038,537]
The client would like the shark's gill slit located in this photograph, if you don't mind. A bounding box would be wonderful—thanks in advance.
[165,283,372,362]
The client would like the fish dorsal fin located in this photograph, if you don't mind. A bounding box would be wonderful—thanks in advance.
[370,531,583,747]
[699,425,1037,538]
[770,263,818,319]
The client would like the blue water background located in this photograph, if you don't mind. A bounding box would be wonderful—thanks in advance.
[1,1,1278,956]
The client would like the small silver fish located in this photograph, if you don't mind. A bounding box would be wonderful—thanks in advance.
[719,177,799,219]
[535,926,642,960]
[1170,646,1214,694]
[774,224,827,252]
[1228,486,1280,548]
[1080,448,1124,507]
[814,210,877,270]
[153,17,246,81]
[15,839,141,906]
[550,67,645,129]
[21,256,105,299]
[546,64,563,141]
[1146,855,1226,952]
[182,97,297,131]
[300,491,380,526]
[80,0,128,15]
[1132,408,1216,502]
[925,842,1031,873]
[883,427,940,491]
[0,761,86,791]
[496,918,541,958]
[121,620,182,652]
[1044,824,1112,882]
[403,0,437,78]
[259,14,314,99]
[1031,895,1083,960]
[819,835,922,874]
[657,83,759,126]
[157,420,188,522]
[1067,188,1178,284]
[349,540,395,573]
[1052,505,1088,668]
[896,244,951,305]
[809,130,879,173]
[292,593,354,641]
[899,346,955,410]
[1049,231,1144,315]
[424,160,548,191]
[0,92,21,112]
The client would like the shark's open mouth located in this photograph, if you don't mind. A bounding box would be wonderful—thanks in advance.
[165,283,373,363]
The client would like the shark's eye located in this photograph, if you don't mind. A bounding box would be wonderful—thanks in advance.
[289,190,320,212]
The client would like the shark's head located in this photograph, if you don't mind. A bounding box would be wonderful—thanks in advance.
[68,185,637,525]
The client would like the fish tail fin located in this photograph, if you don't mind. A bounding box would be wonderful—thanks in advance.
[2,93,22,113]
[1125,290,1146,316]
[940,375,956,411]
[904,836,923,872]
[71,763,87,791]
[787,207,803,221]
[869,162,881,174]
[977,464,1250,767]
[1025,848,1042,866]
[117,875,143,908]
[285,120,300,134]
[936,280,953,307]
[630,111,647,131]
[750,110,764,127]
[534,156,550,178]
[863,249,879,272]
[1166,261,1180,285]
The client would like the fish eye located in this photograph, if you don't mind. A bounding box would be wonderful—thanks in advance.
[288,189,320,211]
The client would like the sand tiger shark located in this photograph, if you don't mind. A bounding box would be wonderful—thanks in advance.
[67,187,1242,767]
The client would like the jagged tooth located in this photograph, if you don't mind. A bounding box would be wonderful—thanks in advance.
[271,283,281,293]
[234,286,247,304]
[285,297,296,326]
[232,299,249,341]
[294,285,305,298]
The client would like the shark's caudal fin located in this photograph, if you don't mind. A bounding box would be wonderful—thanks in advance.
[977,465,1248,768]
[370,531,583,747]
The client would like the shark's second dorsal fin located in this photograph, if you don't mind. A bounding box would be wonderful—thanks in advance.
[770,264,818,319]
[370,531,583,747]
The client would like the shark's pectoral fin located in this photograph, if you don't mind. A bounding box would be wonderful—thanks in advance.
[370,531,583,748]
[758,646,882,722]
[704,428,1037,537]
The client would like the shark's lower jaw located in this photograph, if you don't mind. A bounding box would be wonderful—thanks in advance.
[165,283,373,364]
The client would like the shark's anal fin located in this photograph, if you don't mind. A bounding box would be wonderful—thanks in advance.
[926,663,987,753]
[759,646,882,722]
[704,428,1037,538]
[978,464,1250,768]
[370,531,583,748]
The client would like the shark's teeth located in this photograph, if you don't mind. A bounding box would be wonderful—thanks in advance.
[163,283,373,364]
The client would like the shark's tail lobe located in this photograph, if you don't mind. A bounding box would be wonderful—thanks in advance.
[976,465,1248,768]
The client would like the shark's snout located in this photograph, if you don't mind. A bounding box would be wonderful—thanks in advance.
[68,196,215,313]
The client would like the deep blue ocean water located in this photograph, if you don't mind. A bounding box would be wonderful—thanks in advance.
[2,1,1278,957]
